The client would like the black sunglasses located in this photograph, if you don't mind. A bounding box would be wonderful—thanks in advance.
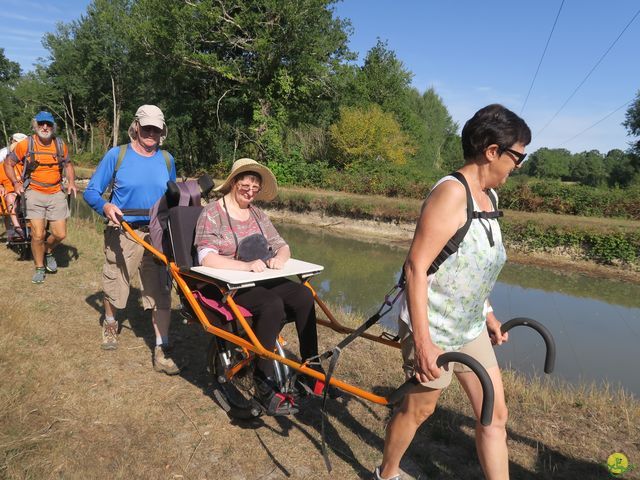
[37,121,54,127]
[501,147,527,166]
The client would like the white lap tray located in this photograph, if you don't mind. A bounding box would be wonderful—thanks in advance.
[190,258,324,290]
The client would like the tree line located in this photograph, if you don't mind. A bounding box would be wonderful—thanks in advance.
[1,0,639,195]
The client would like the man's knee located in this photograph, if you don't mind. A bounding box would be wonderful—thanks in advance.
[31,229,46,242]
[50,231,66,242]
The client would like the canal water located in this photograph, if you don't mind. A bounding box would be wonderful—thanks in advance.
[71,197,640,396]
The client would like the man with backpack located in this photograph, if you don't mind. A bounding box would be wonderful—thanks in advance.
[3,112,77,283]
[84,105,179,375]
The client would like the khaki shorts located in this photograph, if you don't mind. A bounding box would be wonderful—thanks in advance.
[400,323,498,390]
[25,189,69,221]
[103,225,171,311]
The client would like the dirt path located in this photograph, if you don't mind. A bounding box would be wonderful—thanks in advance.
[1,219,638,479]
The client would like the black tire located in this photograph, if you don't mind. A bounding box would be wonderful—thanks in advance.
[207,336,263,419]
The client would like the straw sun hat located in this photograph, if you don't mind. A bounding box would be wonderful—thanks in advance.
[214,158,278,202]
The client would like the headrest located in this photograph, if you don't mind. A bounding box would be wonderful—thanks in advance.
[166,174,215,208]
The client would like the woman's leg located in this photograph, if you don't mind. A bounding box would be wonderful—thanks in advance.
[234,286,285,377]
[267,280,318,361]
[380,386,442,478]
[456,366,509,480]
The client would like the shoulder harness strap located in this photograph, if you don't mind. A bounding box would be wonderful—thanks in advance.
[21,136,65,189]
[426,172,504,275]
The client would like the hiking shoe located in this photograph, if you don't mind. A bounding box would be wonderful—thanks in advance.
[154,345,180,375]
[254,370,298,416]
[45,253,58,273]
[32,267,46,284]
[372,466,401,480]
[101,321,118,350]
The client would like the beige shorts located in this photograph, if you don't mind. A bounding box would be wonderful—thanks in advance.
[400,323,497,390]
[103,225,171,311]
[25,189,69,221]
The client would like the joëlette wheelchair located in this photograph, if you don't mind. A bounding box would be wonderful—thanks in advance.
[119,179,556,428]
[1,192,31,260]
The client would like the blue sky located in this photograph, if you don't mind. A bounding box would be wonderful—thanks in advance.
[2,0,639,154]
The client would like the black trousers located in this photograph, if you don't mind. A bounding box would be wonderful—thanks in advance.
[234,278,319,377]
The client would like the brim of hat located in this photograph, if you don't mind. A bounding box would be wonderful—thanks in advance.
[138,117,165,130]
[214,163,278,202]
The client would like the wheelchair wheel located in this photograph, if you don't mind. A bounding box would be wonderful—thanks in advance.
[207,336,263,419]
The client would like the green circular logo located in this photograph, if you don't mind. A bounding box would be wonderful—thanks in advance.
[607,453,629,476]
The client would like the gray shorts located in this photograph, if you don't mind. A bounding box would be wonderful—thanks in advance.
[400,323,498,390]
[25,189,69,221]
[103,225,171,311]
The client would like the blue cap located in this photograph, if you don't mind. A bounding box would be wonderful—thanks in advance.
[34,111,55,124]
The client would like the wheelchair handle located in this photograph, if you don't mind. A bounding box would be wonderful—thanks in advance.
[387,351,495,426]
[500,317,555,374]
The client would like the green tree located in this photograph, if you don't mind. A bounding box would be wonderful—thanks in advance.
[570,150,607,187]
[0,48,22,143]
[527,148,572,180]
[623,90,640,156]
[329,103,415,166]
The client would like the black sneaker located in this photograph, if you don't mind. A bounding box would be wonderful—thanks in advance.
[253,370,298,416]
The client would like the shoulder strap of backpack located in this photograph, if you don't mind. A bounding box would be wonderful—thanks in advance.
[108,144,128,201]
[160,150,171,174]
[472,189,503,220]
[21,136,38,181]
[426,171,474,275]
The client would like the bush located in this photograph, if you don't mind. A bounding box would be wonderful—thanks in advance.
[499,180,640,219]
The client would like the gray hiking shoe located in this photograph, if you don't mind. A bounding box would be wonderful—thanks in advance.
[101,321,118,350]
[32,267,46,284]
[154,346,180,375]
[372,466,401,480]
[45,253,58,273]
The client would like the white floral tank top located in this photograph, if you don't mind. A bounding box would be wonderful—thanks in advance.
[399,175,507,350]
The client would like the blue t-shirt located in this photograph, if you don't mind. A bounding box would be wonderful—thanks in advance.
[84,144,176,223]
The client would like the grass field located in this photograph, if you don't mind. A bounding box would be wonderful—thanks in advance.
[0,217,638,479]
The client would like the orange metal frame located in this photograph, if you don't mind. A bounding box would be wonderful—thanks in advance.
[121,221,401,406]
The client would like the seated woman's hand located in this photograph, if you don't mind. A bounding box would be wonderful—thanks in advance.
[266,256,285,270]
[246,259,267,272]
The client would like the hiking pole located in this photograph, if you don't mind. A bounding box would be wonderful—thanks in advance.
[387,352,495,426]
[501,317,556,374]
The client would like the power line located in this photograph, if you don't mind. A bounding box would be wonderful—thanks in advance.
[536,6,640,137]
[557,98,633,148]
[520,0,565,115]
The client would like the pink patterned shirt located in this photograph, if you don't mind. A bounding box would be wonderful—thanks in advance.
[194,200,287,262]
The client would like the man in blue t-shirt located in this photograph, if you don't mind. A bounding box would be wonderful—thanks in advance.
[84,105,179,374]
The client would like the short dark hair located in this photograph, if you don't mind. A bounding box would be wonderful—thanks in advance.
[461,104,531,160]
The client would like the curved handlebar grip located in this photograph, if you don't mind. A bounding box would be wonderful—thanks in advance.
[387,352,495,426]
[501,317,555,374]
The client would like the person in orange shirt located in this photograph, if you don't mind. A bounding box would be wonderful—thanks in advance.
[0,133,27,238]
[3,111,77,283]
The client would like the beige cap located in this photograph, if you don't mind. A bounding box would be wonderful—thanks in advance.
[11,133,27,143]
[128,104,168,144]
[214,158,278,202]
[135,105,165,130]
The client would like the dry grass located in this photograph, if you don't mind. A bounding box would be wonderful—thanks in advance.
[1,218,639,479]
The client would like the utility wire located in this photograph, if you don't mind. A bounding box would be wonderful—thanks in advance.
[557,98,633,148]
[536,6,640,137]
[520,0,565,115]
